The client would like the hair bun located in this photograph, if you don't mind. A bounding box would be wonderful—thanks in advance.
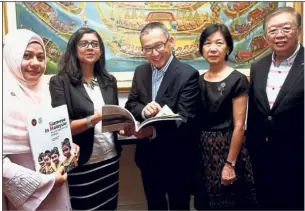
[81,20,88,29]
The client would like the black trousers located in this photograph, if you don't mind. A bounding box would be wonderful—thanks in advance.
[250,150,304,210]
[135,138,198,210]
[254,164,304,210]
[139,161,192,210]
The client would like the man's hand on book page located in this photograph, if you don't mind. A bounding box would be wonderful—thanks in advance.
[54,166,67,188]
[155,105,175,117]
[143,101,161,118]
[134,126,154,139]
[119,123,135,137]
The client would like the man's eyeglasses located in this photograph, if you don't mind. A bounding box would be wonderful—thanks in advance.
[267,25,296,36]
[78,41,100,49]
[142,38,169,55]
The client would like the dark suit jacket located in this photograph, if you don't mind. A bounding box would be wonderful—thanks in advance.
[247,45,304,169]
[49,73,121,166]
[125,57,200,170]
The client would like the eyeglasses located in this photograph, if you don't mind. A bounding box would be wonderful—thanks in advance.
[142,38,169,55]
[267,25,296,36]
[78,41,100,49]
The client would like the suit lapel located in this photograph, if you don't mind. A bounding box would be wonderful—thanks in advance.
[155,58,178,102]
[75,82,92,103]
[256,56,272,112]
[271,46,304,111]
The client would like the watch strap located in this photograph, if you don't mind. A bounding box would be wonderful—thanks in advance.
[225,160,236,167]
[86,116,94,128]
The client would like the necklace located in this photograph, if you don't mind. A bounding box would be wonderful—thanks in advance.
[83,77,98,90]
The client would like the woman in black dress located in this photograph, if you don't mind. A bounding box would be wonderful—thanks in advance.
[194,24,256,209]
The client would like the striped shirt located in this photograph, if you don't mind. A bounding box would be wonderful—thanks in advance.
[151,55,174,101]
[266,44,300,108]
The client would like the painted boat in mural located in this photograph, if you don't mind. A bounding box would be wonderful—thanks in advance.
[221,2,257,19]
[55,2,85,15]
[95,5,207,60]
[235,35,269,63]
[97,3,212,35]
[107,2,207,11]
[23,2,74,39]
[230,2,278,41]
[42,37,62,62]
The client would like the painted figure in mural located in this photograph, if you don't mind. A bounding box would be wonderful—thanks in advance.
[124,22,200,210]
[246,7,304,210]
[3,29,72,210]
[194,23,257,210]
[49,27,122,211]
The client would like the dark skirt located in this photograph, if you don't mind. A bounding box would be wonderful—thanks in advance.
[194,130,257,210]
[67,155,120,211]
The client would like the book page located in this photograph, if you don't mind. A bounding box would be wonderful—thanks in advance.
[27,105,76,174]
[102,105,137,132]
[137,105,184,131]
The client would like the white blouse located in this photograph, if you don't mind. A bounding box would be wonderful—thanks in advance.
[83,83,117,165]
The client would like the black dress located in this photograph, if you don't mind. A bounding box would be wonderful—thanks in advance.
[194,70,256,210]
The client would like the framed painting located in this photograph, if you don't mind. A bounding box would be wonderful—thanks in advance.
[4,2,303,92]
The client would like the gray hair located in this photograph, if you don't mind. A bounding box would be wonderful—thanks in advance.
[140,22,170,41]
[263,7,302,31]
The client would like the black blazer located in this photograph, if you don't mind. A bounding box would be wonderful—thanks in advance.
[247,45,304,165]
[125,57,200,169]
[49,73,121,165]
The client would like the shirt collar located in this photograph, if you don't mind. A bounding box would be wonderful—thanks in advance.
[272,43,300,66]
[151,54,174,73]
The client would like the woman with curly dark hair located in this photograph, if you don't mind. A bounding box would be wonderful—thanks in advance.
[49,27,121,211]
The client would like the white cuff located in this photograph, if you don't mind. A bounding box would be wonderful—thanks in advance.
[141,108,147,120]
[150,126,157,140]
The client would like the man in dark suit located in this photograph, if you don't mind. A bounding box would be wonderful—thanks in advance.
[246,7,304,210]
[124,22,200,210]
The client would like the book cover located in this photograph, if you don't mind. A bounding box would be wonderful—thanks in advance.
[27,105,77,174]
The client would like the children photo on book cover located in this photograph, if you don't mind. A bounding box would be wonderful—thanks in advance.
[27,105,78,174]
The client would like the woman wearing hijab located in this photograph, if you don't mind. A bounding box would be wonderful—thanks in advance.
[3,29,72,210]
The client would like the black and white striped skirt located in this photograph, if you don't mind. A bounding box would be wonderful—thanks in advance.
[67,155,120,211]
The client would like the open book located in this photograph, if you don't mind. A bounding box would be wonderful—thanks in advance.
[27,105,77,174]
[101,105,184,132]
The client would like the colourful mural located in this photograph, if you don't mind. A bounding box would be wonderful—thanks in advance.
[16,2,286,74]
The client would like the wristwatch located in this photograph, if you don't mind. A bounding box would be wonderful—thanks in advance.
[225,160,236,168]
[86,116,94,128]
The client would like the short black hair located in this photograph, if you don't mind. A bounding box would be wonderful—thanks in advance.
[38,152,44,162]
[61,138,71,149]
[51,147,60,156]
[140,22,170,41]
[44,150,51,158]
[58,27,115,85]
[199,24,234,61]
